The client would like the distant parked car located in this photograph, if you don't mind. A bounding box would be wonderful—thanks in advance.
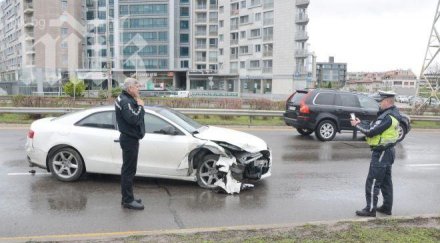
[283,89,411,142]
[396,95,409,103]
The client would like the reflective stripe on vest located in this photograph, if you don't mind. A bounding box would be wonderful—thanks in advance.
[366,115,399,147]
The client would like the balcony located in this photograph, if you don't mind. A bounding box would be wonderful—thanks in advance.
[209,30,218,36]
[263,0,274,9]
[209,17,217,23]
[24,1,34,14]
[230,39,239,45]
[25,32,35,40]
[263,35,273,42]
[231,24,239,30]
[263,67,273,73]
[263,51,273,57]
[24,17,34,28]
[25,46,35,54]
[210,4,218,9]
[295,31,309,41]
[195,31,207,36]
[196,18,207,23]
[196,44,207,49]
[230,53,238,60]
[209,44,218,49]
[263,18,274,26]
[295,14,309,24]
[230,9,239,16]
[196,56,207,62]
[296,0,310,8]
[295,49,308,58]
[196,4,207,10]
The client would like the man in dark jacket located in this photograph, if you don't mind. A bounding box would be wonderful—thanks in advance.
[115,78,145,210]
[351,91,399,217]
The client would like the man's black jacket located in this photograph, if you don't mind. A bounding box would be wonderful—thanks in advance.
[115,90,145,139]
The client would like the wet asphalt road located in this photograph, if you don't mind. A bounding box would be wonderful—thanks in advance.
[0,127,439,238]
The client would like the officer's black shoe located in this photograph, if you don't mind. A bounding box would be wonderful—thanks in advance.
[121,198,142,205]
[355,208,376,217]
[376,206,392,215]
[122,200,144,210]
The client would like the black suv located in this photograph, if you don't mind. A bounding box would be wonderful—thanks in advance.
[283,89,411,142]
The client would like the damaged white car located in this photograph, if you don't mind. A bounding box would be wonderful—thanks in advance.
[26,106,272,194]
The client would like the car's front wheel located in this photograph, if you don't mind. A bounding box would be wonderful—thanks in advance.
[296,128,314,136]
[315,120,337,141]
[196,154,221,189]
[397,123,407,143]
[49,147,84,182]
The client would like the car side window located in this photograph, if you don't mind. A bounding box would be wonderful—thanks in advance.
[314,93,335,105]
[76,111,116,129]
[144,113,183,135]
[336,94,360,107]
[359,95,379,109]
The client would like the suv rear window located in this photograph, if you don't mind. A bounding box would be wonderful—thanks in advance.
[289,92,307,104]
[314,93,335,105]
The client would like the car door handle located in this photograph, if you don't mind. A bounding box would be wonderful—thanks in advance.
[114,139,120,143]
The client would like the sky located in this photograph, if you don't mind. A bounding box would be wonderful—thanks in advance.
[307,0,437,75]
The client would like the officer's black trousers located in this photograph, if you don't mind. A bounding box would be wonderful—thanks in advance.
[120,134,140,204]
[364,147,395,212]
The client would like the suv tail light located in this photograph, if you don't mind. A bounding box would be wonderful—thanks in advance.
[28,130,35,139]
[299,92,312,114]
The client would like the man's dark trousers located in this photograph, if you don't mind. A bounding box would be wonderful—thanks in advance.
[120,133,140,204]
[364,147,395,211]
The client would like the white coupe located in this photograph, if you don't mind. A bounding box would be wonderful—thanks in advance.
[25,106,272,189]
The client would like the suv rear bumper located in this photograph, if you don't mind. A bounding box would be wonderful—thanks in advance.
[283,114,315,130]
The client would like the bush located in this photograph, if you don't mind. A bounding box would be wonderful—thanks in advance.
[112,87,123,98]
[63,79,86,98]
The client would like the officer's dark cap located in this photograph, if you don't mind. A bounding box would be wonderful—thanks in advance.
[372,90,396,102]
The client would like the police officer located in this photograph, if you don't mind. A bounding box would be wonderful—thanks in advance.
[351,91,399,217]
[115,78,146,210]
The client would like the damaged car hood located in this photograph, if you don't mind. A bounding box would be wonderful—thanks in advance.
[194,126,267,153]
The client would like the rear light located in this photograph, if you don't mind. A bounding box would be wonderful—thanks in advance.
[299,92,312,114]
[28,130,35,139]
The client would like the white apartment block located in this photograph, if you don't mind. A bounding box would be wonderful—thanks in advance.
[0,0,85,95]
[217,0,310,95]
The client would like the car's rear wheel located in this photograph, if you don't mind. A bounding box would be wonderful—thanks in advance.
[49,147,84,182]
[397,123,407,143]
[296,128,314,136]
[315,120,337,141]
[196,154,221,189]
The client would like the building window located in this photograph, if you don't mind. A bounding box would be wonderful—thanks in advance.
[180,7,189,17]
[219,6,224,14]
[240,61,245,69]
[240,31,246,39]
[181,60,189,68]
[180,47,189,57]
[180,34,189,43]
[219,48,223,55]
[61,0,68,11]
[250,60,260,68]
[255,44,261,52]
[255,13,261,21]
[219,20,224,28]
[61,41,67,49]
[250,28,261,38]
[241,0,246,8]
[60,28,68,38]
[180,20,189,29]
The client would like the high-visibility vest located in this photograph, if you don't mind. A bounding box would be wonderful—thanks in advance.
[366,115,399,147]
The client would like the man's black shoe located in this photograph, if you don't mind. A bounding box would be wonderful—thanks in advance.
[122,200,144,210]
[376,206,392,215]
[121,198,142,205]
[355,208,376,217]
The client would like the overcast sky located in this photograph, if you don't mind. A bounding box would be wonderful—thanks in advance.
[307,0,437,75]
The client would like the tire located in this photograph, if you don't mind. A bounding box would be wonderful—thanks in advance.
[196,154,221,189]
[315,120,337,141]
[296,128,314,136]
[48,147,84,182]
[396,123,407,143]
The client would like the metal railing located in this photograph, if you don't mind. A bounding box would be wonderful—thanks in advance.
[1,107,439,122]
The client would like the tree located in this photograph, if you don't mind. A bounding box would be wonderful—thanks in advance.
[63,78,86,98]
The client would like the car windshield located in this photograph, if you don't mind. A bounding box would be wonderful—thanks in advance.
[156,108,204,134]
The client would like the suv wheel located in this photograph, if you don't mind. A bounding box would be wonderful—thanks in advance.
[296,128,314,136]
[397,123,407,143]
[315,120,337,141]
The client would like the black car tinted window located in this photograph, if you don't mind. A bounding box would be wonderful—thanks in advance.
[336,93,360,107]
[290,92,306,104]
[314,93,335,105]
[76,111,115,129]
[358,95,379,109]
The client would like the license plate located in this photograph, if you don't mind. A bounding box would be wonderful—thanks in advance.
[289,106,296,111]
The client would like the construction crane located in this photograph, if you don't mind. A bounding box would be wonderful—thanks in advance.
[414,0,440,114]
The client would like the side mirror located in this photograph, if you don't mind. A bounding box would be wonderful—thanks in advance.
[159,126,179,135]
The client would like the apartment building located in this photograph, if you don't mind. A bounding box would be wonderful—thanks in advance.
[316,56,347,88]
[213,0,310,95]
[80,0,190,91]
[0,0,84,95]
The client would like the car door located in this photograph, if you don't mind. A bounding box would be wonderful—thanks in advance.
[73,111,121,174]
[334,93,362,130]
[358,95,379,124]
[136,112,193,176]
